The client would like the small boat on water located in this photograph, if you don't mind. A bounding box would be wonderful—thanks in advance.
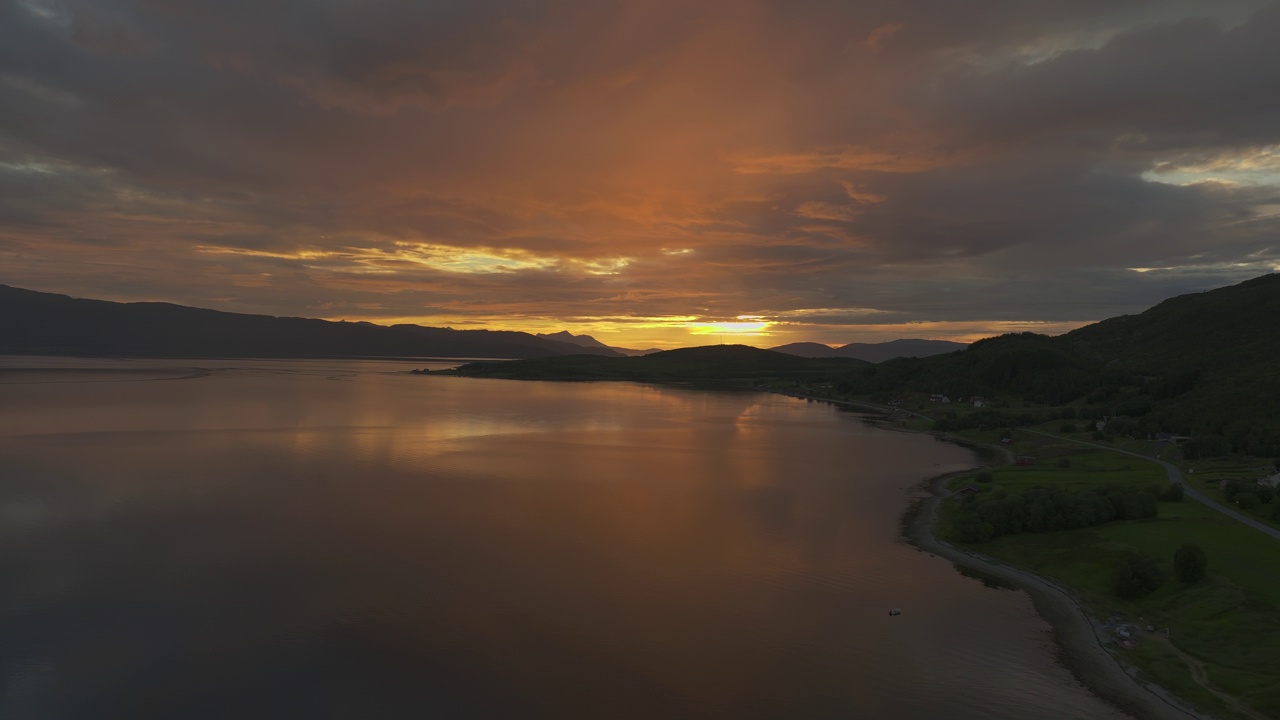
[888,608,902,616]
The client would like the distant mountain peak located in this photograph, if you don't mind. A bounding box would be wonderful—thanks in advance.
[536,331,612,349]
[536,330,659,356]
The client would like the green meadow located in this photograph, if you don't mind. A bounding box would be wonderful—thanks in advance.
[940,430,1280,720]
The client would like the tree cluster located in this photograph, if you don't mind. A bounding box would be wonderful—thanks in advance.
[1112,553,1166,598]
[1219,479,1277,513]
[1174,543,1207,584]
[953,485,1158,542]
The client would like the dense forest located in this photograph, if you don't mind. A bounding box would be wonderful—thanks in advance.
[835,274,1280,457]
[952,484,1166,542]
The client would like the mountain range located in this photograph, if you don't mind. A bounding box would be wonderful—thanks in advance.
[0,284,621,360]
[0,284,957,362]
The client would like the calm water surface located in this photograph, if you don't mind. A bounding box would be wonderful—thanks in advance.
[0,358,1129,719]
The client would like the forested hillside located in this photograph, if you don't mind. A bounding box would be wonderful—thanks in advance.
[836,274,1280,456]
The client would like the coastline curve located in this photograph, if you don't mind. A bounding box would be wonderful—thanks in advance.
[904,471,1212,720]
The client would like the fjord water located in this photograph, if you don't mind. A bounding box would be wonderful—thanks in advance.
[0,359,1127,719]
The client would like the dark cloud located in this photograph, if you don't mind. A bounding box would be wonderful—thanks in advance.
[1,0,1278,346]
[919,3,1280,148]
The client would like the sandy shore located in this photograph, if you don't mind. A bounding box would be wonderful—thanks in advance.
[904,471,1212,720]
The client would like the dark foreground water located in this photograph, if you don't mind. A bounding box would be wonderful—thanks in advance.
[0,358,1128,719]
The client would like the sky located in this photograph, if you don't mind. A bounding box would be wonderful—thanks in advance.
[2,0,1279,349]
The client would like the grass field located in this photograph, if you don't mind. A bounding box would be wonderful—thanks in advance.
[939,434,1280,720]
[1175,456,1280,533]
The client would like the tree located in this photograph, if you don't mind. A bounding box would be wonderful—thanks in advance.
[1174,544,1207,584]
[1236,492,1260,511]
[1160,483,1184,502]
[1222,479,1243,501]
[1257,484,1274,504]
[976,471,993,483]
[1112,553,1166,598]
[1059,422,1078,433]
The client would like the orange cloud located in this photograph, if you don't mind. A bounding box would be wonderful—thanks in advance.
[864,23,904,54]
[729,145,958,175]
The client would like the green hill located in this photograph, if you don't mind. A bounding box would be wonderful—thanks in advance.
[836,274,1280,456]
[835,332,1098,405]
[1061,274,1280,456]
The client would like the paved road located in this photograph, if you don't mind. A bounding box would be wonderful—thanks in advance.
[1023,429,1280,542]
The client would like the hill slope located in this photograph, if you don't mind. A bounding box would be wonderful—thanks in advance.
[0,285,620,359]
[835,274,1280,456]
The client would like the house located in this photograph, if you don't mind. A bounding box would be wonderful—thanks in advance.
[1015,456,1037,466]
[972,397,986,408]
[930,394,944,402]
[953,485,980,497]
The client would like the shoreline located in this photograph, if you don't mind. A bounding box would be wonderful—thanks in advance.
[778,392,1210,718]
[903,469,1210,720]
[411,379,1217,718]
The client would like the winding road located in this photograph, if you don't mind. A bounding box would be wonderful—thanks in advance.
[1022,430,1280,542]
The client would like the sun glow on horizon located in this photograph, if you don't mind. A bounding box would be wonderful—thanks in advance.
[686,320,772,336]
[321,311,1092,350]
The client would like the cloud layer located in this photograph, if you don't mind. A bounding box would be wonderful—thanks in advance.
[3,0,1278,347]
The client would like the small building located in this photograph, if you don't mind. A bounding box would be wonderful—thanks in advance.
[953,485,980,497]
[1015,456,1037,466]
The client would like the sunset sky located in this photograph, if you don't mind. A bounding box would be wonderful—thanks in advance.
[3,0,1279,349]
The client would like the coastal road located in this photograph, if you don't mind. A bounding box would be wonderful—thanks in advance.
[1022,430,1280,542]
